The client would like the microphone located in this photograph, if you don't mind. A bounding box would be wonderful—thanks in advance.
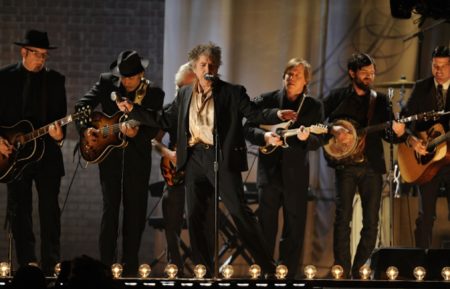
[204,73,216,81]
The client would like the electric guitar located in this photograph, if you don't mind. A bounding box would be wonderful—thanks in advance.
[0,107,91,183]
[79,111,140,164]
[160,155,185,187]
[398,123,450,184]
[259,123,329,154]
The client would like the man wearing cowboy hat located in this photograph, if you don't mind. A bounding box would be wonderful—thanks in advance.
[75,50,164,276]
[0,29,66,275]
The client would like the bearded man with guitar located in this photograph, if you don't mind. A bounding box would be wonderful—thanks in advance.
[398,46,450,249]
[0,30,66,275]
[75,50,164,276]
[322,53,405,279]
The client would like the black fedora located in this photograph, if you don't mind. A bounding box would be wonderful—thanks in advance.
[14,30,57,49]
[110,50,149,77]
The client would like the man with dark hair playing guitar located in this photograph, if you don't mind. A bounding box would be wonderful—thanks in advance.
[397,45,450,249]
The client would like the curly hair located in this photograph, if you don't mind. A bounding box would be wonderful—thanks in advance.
[188,42,222,67]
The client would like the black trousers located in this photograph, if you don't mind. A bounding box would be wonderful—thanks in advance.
[7,169,61,275]
[98,156,150,276]
[184,145,275,275]
[415,165,450,248]
[162,183,186,270]
[333,163,382,278]
[257,169,308,278]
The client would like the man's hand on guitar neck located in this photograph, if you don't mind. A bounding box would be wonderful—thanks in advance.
[120,122,139,138]
[297,125,310,141]
[49,122,64,143]
[0,137,13,157]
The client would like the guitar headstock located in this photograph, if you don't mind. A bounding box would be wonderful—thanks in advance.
[309,124,329,134]
[75,105,92,125]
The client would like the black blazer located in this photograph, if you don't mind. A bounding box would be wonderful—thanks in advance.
[402,76,450,133]
[75,72,164,174]
[244,89,324,185]
[130,79,280,172]
[0,63,66,176]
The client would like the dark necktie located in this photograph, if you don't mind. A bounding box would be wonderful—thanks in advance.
[436,84,444,110]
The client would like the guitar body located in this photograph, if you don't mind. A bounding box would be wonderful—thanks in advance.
[80,111,128,164]
[398,123,450,184]
[160,156,185,187]
[0,120,44,183]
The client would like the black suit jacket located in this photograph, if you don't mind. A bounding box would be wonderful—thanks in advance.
[75,72,164,175]
[244,90,324,186]
[0,63,66,176]
[402,76,450,133]
[130,79,280,172]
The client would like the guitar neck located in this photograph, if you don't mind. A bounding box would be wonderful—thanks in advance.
[99,119,140,135]
[427,130,450,151]
[22,114,74,144]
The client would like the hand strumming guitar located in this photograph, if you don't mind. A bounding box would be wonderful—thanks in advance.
[0,137,13,157]
[120,122,139,138]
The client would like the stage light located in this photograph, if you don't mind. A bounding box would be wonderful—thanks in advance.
[0,262,10,277]
[111,263,123,279]
[249,264,261,279]
[442,267,450,281]
[359,264,371,280]
[165,264,178,279]
[221,265,234,279]
[194,264,207,279]
[138,264,151,279]
[386,266,399,280]
[275,264,288,280]
[413,266,426,281]
[54,263,61,277]
[304,265,317,279]
[331,265,344,279]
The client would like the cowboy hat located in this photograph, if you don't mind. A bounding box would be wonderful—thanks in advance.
[110,50,149,77]
[14,30,57,49]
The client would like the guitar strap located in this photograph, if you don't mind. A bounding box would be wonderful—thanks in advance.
[133,78,149,105]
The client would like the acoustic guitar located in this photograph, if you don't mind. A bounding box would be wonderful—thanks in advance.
[159,155,185,187]
[79,111,140,164]
[0,107,90,183]
[398,123,450,184]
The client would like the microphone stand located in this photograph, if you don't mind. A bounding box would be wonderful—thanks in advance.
[387,87,395,247]
[211,80,220,280]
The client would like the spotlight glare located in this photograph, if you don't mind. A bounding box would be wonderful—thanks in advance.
[304,265,317,279]
[331,265,344,279]
[386,266,399,280]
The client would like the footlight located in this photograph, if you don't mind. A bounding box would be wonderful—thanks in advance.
[138,264,151,279]
[331,265,344,279]
[54,263,61,277]
[359,265,371,280]
[194,264,207,279]
[111,263,123,279]
[304,265,317,279]
[386,266,399,280]
[249,264,261,279]
[165,264,178,279]
[441,267,450,281]
[0,262,10,277]
[221,265,234,279]
[413,266,426,281]
[275,264,288,280]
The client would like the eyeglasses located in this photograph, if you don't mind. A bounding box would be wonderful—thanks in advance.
[24,47,49,59]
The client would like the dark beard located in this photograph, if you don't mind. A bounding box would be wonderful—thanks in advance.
[354,77,371,94]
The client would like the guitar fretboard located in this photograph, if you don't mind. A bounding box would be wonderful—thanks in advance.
[99,120,140,137]
[22,115,74,144]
